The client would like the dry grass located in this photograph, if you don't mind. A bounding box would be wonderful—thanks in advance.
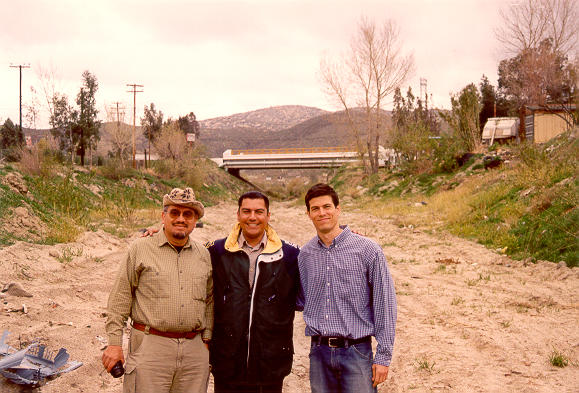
[16,139,60,177]
[46,216,82,243]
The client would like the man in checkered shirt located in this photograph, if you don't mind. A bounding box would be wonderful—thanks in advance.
[103,188,212,393]
[298,183,397,393]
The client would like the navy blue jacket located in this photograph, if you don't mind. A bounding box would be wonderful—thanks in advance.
[206,224,300,384]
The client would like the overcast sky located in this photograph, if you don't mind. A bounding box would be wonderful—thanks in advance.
[1,0,508,128]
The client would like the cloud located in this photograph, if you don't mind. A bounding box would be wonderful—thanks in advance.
[1,0,510,127]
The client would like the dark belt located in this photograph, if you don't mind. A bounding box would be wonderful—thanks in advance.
[132,322,199,339]
[311,335,371,348]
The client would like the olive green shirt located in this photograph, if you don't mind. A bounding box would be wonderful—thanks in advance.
[106,230,213,346]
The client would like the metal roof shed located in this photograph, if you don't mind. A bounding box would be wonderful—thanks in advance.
[482,117,519,144]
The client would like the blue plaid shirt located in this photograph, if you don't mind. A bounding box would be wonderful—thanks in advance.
[298,226,397,366]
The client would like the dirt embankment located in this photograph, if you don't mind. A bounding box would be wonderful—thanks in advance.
[1,201,577,392]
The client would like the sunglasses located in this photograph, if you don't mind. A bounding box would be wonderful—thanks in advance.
[167,209,196,220]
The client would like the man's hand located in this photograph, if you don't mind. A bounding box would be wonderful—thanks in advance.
[372,364,389,387]
[102,345,124,372]
[141,226,160,237]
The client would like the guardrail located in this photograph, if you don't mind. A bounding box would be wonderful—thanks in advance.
[221,146,362,170]
[227,146,354,155]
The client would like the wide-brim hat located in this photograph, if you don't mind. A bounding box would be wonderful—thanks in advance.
[163,187,204,219]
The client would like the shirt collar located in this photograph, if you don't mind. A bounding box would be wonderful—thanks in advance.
[238,230,267,250]
[316,225,350,248]
[157,227,192,249]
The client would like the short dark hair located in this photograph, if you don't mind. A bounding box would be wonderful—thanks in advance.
[238,191,270,211]
[305,183,339,211]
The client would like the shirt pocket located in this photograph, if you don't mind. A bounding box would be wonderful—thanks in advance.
[138,266,170,298]
[190,276,207,301]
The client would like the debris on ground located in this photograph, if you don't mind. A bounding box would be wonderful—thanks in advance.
[1,282,33,298]
[0,331,82,386]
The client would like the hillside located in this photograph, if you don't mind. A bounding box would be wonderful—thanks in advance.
[25,106,408,159]
[199,105,327,131]
[199,109,394,157]
[0,158,248,246]
[198,111,357,156]
[329,130,578,267]
[26,105,333,159]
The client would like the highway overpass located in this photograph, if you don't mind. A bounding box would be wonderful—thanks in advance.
[220,147,362,171]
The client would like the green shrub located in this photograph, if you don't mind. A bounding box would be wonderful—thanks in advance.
[516,142,548,168]
[97,157,138,180]
[432,135,465,173]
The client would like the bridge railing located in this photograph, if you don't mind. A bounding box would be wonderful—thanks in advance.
[227,146,354,155]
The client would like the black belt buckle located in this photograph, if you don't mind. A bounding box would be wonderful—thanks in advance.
[328,337,341,348]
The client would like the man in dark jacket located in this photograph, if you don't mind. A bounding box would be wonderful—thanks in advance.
[206,191,300,393]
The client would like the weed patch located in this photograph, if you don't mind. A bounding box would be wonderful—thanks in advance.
[500,320,511,328]
[415,357,436,373]
[55,246,84,264]
[549,349,569,368]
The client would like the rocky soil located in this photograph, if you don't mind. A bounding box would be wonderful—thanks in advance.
[1,201,577,392]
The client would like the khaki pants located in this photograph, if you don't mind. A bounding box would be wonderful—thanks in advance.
[123,327,209,393]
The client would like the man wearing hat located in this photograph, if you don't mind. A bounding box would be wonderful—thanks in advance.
[102,187,213,393]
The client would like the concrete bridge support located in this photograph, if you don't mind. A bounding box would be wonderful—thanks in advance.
[225,167,264,192]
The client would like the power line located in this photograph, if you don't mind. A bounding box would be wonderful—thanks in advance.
[420,78,428,110]
[110,102,126,125]
[9,63,31,132]
[126,84,144,168]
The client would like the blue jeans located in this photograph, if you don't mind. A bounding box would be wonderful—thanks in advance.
[309,340,376,393]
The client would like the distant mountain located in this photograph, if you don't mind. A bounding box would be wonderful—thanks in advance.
[199,109,394,157]
[200,105,328,132]
[26,106,442,160]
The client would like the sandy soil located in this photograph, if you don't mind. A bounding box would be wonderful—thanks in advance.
[1,200,577,392]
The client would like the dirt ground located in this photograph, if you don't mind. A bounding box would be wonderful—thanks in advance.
[1,200,577,392]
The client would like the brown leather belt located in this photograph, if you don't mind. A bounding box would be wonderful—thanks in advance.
[132,322,198,339]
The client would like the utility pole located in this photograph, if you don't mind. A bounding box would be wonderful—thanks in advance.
[126,84,143,168]
[9,63,30,132]
[110,102,125,126]
[109,101,126,165]
[420,78,428,110]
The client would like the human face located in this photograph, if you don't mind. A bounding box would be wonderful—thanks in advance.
[162,205,197,245]
[307,195,341,236]
[237,198,270,245]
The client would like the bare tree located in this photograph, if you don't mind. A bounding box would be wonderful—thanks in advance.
[103,105,132,166]
[321,17,414,174]
[153,122,188,161]
[544,0,579,55]
[35,64,61,124]
[496,0,578,56]
[24,86,40,130]
[496,0,577,127]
